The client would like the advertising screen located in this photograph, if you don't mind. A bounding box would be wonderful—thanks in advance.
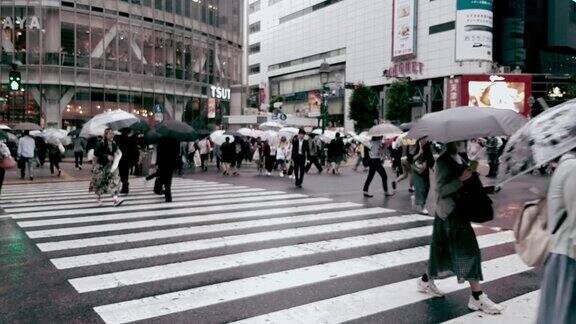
[455,0,494,61]
[392,0,417,59]
[461,74,532,116]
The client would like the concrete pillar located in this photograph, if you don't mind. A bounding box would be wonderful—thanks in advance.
[230,84,243,116]
[173,96,185,122]
[43,86,62,128]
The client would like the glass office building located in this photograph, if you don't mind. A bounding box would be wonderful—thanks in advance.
[0,0,242,130]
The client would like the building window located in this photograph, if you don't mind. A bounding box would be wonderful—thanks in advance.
[429,21,455,35]
[279,0,343,24]
[248,1,261,14]
[249,43,261,55]
[268,48,346,71]
[249,63,261,75]
[269,0,283,5]
[249,21,261,34]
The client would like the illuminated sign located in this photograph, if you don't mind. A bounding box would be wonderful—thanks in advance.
[210,86,231,101]
[1,16,41,30]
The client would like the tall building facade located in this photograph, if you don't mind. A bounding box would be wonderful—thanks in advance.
[0,0,243,130]
[247,0,573,130]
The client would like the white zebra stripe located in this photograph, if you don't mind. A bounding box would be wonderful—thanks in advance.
[49,215,432,269]
[11,193,309,219]
[18,197,332,229]
[25,202,360,239]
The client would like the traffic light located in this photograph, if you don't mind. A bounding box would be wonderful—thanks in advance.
[8,70,23,92]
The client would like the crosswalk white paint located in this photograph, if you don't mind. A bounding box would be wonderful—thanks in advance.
[6,178,540,324]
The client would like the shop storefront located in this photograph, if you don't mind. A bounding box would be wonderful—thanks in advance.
[0,0,242,129]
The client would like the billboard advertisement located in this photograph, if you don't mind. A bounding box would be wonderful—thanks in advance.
[455,0,493,61]
[392,0,417,60]
[207,98,216,119]
[307,91,322,117]
[461,74,532,116]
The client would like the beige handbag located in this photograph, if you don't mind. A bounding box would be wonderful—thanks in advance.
[514,199,550,267]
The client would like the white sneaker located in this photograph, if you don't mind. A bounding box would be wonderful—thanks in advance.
[289,175,295,179]
[266,172,271,176]
[279,172,284,178]
[416,277,444,297]
[468,294,504,315]
[421,208,429,215]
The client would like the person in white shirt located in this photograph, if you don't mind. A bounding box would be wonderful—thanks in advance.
[17,131,36,181]
[275,137,290,177]
[198,137,211,171]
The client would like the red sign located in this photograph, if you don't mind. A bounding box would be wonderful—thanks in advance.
[445,77,462,108]
[384,61,423,78]
[461,74,532,116]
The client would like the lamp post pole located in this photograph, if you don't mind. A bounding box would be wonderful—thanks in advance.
[319,61,330,133]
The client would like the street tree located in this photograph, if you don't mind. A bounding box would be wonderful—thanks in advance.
[349,84,379,132]
[386,80,412,123]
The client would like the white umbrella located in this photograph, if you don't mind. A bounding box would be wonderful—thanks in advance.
[262,130,279,146]
[237,128,255,137]
[0,124,11,130]
[368,123,403,138]
[354,132,372,147]
[312,129,323,135]
[278,127,299,140]
[29,130,42,137]
[259,121,283,131]
[80,110,139,138]
[251,129,266,139]
[320,130,337,144]
[42,128,71,146]
[210,130,234,146]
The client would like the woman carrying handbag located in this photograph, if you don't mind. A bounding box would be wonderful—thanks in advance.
[0,140,16,195]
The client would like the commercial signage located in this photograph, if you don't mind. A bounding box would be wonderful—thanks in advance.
[392,0,417,60]
[207,98,216,119]
[307,91,322,117]
[383,61,423,78]
[455,0,494,61]
[461,74,532,116]
[1,16,41,30]
[445,77,462,108]
[209,86,230,101]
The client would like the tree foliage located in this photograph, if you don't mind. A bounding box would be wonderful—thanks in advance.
[386,81,413,123]
[349,84,379,132]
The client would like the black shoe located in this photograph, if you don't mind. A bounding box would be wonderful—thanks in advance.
[154,190,164,195]
[30,177,34,181]
[58,170,62,177]
[363,192,373,198]
[392,181,397,190]
[165,198,173,203]
[408,187,415,193]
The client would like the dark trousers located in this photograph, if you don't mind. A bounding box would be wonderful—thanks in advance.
[293,156,306,186]
[74,151,83,168]
[487,154,499,177]
[49,155,60,174]
[305,156,322,173]
[0,168,5,195]
[154,166,175,202]
[265,155,276,172]
[363,158,388,193]
[200,153,209,170]
[119,163,130,193]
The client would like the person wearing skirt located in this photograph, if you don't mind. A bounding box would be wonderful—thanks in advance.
[416,142,503,315]
[89,128,124,207]
[537,151,576,324]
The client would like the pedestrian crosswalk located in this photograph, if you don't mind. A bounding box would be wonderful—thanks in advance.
[2,178,541,323]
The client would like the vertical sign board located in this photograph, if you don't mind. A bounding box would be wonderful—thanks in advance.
[445,77,462,108]
[455,0,494,61]
[392,0,417,60]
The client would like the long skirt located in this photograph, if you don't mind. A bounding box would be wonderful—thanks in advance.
[537,253,576,324]
[412,171,430,206]
[428,214,483,283]
[89,164,121,196]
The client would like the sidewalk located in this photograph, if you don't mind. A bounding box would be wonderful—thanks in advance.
[3,161,93,185]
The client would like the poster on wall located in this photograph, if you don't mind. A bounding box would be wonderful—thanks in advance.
[455,0,494,61]
[307,91,322,117]
[445,77,462,109]
[207,98,216,119]
[392,0,417,60]
[462,74,532,116]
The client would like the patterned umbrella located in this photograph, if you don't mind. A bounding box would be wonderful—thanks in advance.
[498,99,576,185]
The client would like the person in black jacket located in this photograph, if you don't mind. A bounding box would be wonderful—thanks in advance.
[328,132,345,175]
[220,137,234,176]
[291,129,309,188]
[115,128,139,194]
[154,136,180,202]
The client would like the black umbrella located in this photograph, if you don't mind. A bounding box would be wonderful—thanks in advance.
[155,120,196,141]
[0,130,9,142]
[400,122,412,132]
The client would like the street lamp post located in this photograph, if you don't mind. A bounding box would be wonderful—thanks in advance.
[319,61,330,133]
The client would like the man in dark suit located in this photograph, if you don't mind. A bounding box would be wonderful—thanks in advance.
[154,136,181,202]
[291,129,309,188]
